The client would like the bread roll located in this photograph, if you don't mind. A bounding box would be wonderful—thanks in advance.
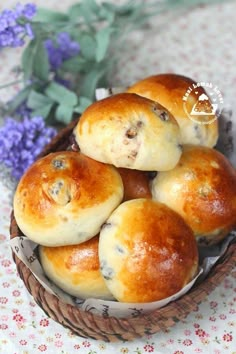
[74,93,182,171]
[99,199,198,303]
[151,145,236,246]
[127,73,219,147]
[13,151,123,246]
[117,168,152,201]
[39,236,114,300]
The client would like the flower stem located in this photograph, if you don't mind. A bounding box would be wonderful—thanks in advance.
[0,79,24,90]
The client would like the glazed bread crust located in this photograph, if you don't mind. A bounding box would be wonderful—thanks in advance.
[39,236,114,300]
[117,167,152,201]
[127,73,219,147]
[99,199,198,303]
[13,151,123,246]
[74,93,182,171]
[151,145,236,245]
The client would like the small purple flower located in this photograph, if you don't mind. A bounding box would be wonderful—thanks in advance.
[44,32,80,71]
[0,3,37,49]
[25,22,34,39]
[22,3,37,20]
[0,117,57,180]
[14,101,32,119]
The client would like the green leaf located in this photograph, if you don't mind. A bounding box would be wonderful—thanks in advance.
[112,1,144,15]
[56,104,74,124]
[34,7,69,22]
[27,90,54,110]
[67,3,82,21]
[68,0,99,22]
[76,3,93,24]
[84,0,100,13]
[95,27,114,62]
[45,82,78,107]
[21,41,36,82]
[74,96,92,114]
[79,33,96,60]
[61,56,91,73]
[7,86,32,113]
[31,103,54,119]
[98,4,115,23]
[33,40,50,82]
[80,67,106,99]
[79,0,99,23]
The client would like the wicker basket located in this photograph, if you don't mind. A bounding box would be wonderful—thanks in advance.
[10,118,236,342]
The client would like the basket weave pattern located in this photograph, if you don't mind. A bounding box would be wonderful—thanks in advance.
[10,119,236,342]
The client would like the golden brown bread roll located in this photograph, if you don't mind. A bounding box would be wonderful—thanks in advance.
[151,145,236,246]
[13,151,123,246]
[74,93,182,171]
[99,199,198,303]
[39,236,114,300]
[127,73,219,147]
[117,168,152,201]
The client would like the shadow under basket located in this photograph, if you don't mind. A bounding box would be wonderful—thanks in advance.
[10,119,236,342]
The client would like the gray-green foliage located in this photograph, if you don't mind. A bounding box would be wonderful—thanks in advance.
[5,0,223,125]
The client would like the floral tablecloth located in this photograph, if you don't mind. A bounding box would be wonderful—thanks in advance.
[0,0,236,353]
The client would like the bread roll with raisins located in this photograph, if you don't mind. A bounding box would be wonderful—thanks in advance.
[39,235,114,300]
[74,93,182,171]
[99,199,198,303]
[13,151,123,246]
[127,73,219,147]
[151,145,236,246]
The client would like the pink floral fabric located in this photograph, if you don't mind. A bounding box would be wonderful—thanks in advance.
[0,0,236,353]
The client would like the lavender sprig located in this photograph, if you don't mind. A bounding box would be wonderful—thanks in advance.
[0,3,36,48]
[0,116,57,180]
[45,32,80,71]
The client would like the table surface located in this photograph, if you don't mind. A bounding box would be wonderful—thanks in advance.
[0,0,236,353]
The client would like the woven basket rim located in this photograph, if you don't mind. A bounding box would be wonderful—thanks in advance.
[9,119,236,341]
